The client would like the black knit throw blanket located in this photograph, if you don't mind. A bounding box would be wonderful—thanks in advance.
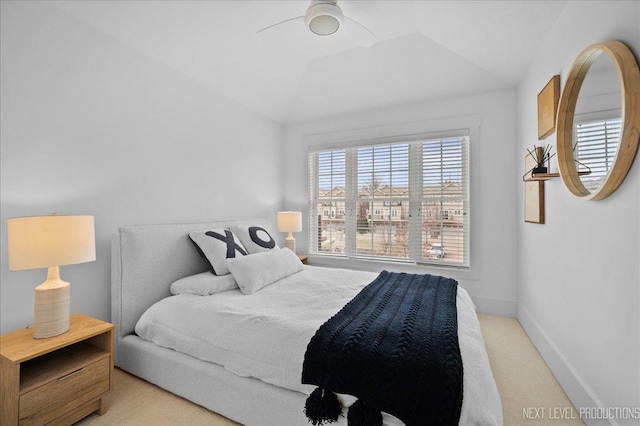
[301,271,463,426]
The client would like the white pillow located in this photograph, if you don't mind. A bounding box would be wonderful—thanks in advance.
[170,272,238,296]
[189,229,248,275]
[227,248,303,295]
[229,225,279,254]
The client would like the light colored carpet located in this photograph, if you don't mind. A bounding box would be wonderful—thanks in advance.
[478,314,584,425]
[79,314,583,425]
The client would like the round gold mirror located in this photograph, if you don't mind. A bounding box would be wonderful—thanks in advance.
[556,40,640,200]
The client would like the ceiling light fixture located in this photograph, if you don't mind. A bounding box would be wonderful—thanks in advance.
[304,1,344,36]
[256,0,376,47]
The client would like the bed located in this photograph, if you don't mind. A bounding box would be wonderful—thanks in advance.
[111,219,503,425]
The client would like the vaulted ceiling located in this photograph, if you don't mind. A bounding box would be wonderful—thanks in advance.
[52,1,568,124]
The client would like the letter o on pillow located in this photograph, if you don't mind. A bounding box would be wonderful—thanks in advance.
[249,226,276,249]
[229,225,280,254]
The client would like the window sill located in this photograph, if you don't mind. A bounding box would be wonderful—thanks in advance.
[307,254,479,282]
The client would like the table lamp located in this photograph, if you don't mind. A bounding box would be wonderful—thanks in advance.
[277,211,302,253]
[7,215,96,338]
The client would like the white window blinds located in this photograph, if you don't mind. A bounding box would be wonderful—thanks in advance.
[420,137,469,266]
[575,118,621,191]
[309,135,470,268]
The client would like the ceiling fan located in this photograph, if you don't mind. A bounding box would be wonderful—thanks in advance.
[257,0,377,47]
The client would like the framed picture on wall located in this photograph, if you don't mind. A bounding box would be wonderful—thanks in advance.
[524,153,545,224]
[537,75,560,140]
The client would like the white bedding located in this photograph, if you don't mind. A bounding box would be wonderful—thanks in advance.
[135,266,502,425]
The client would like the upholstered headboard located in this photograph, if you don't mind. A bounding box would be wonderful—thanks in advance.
[111,218,272,354]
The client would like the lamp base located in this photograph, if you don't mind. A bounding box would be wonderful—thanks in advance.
[33,267,70,339]
[285,234,296,253]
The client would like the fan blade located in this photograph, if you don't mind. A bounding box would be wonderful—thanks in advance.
[257,16,304,34]
[343,16,377,47]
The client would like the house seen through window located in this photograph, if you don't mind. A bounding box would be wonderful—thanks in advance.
[308,135,470,267]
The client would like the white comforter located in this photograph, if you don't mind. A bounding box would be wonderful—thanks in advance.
[135,266,502,425]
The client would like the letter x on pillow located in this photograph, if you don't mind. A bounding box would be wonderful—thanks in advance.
[189,229,248,275]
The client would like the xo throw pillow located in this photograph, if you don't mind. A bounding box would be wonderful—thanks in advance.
[189,229,248,275]
[229,225,279,254]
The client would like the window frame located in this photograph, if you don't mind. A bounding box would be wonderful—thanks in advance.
[304,115,481,280]
[308,133,471,270]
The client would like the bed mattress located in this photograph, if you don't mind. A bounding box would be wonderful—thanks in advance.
[135,265,502,425]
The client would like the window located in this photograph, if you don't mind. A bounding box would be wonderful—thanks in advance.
[575,117,621,191]
[309,135,470,267]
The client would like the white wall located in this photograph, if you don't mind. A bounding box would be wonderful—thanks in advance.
[4,1,637,417]
[284,89,519,317]
[516,2,640,423]
[0,2,283,333]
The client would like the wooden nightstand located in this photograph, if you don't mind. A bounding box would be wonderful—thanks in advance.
[297,254,308,264]
[1,314,114,426]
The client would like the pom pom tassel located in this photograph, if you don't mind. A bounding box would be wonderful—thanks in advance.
[347,399,382,426]
[305,388,342,425]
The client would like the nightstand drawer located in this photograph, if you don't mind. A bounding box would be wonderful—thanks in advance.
[19,356,110,426]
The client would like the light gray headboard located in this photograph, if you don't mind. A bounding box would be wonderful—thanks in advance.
[111,218,272,349]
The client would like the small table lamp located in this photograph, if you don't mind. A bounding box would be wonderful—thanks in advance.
[277,211,302,253]
[7,215,96,339]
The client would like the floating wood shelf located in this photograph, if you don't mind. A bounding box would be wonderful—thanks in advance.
[524,171,590,182]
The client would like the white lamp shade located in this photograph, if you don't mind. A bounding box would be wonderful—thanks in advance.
[277,211,302,233]
[7,215,96,271]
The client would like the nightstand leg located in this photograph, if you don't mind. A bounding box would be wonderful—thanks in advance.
[98,398,106,415]
[1,360,20,425]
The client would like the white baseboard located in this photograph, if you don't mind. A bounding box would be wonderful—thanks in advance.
[517,303,615,426]
[472,295,517,318]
